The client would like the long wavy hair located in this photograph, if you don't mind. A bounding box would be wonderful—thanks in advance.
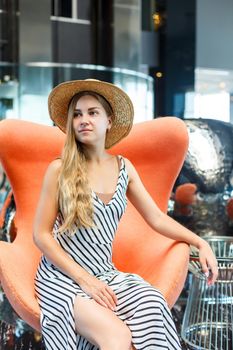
[56,91,113,235]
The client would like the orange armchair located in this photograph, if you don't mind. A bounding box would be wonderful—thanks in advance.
[0,117,189,332]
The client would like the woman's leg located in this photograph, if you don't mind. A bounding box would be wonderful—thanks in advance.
[74,296,132,350]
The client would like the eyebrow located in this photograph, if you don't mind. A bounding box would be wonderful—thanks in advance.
[74,107,101,112]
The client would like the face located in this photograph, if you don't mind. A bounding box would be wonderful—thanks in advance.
[72,95,112,147]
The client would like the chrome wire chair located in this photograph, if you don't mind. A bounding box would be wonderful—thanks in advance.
[181,236,233,350]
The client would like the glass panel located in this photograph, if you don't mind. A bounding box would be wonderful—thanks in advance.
[58,0,72,18]
[184,68,233,122]
[0,98,14,119]
[0,72,18,120]
[77,0,91,20]
[114,0,141,70]
[0,62,154,124]
[51,0,55,15]
[19,65,53,125]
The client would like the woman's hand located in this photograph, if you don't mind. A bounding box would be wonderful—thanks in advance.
[197,239,218,285]
[79,273,117,310]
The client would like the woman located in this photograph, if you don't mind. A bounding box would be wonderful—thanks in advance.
[34,79,218,350]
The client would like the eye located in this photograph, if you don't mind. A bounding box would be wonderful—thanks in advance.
[90,110,99,116]
[73,111,82,118]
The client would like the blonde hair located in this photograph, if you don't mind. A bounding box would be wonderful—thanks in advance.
[56,91,113,235]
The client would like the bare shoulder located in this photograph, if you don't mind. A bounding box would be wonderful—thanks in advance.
[47,158,62,172]
[123,157,134,170]
[123,157,138,182]
[43,158,62,185]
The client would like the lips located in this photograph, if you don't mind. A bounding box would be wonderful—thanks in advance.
[79,129,92,133]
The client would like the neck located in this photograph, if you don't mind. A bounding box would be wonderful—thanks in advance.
[82,144,109,163]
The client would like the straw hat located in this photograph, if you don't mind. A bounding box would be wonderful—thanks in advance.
[48,79,134,149]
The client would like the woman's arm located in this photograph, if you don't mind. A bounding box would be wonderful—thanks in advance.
[33,159,117,310]
[125,158,218,285]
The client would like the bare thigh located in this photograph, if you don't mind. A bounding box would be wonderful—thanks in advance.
[74,296,132,349]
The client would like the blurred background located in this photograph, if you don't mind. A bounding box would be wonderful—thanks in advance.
[1,0,233,349]
[1,0,233,125]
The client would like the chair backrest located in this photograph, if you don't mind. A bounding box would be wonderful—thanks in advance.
[0,119,65,244]
[110,117,189,278]
[0,117,189,331]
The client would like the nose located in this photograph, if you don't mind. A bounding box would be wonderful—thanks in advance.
[80,119,89,126]
[79,113,90,125]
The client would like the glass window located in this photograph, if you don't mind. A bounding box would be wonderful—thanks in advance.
[51,0,55,16]
[59,0,72,17]
[52,0,72,18]
[77,0,91,20]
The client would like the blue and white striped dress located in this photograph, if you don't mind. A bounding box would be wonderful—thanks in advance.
[34,155,181,350]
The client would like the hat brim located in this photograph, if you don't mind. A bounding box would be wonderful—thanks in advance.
[48,79,134,149]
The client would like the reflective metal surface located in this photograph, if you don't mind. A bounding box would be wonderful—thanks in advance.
[170,118,233,237]
[0,193,15,243]
[183,119,233,194]
[182,237,233,350]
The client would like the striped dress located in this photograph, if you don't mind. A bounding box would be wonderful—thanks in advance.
[34,155,181,350]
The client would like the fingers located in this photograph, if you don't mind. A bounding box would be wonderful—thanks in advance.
[94,292,116,310]
[198,240,219,286]
[199,257,209,275]
[94,294,109,309]
[200,256,218,286]
[93,285,117,311]
[81,274,118,310]
[98,292,115,310]
[211,264,218,282]
[105,285,118,305]
[207,263,218,286]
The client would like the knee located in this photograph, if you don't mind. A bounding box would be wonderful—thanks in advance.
[100,323,132,350]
